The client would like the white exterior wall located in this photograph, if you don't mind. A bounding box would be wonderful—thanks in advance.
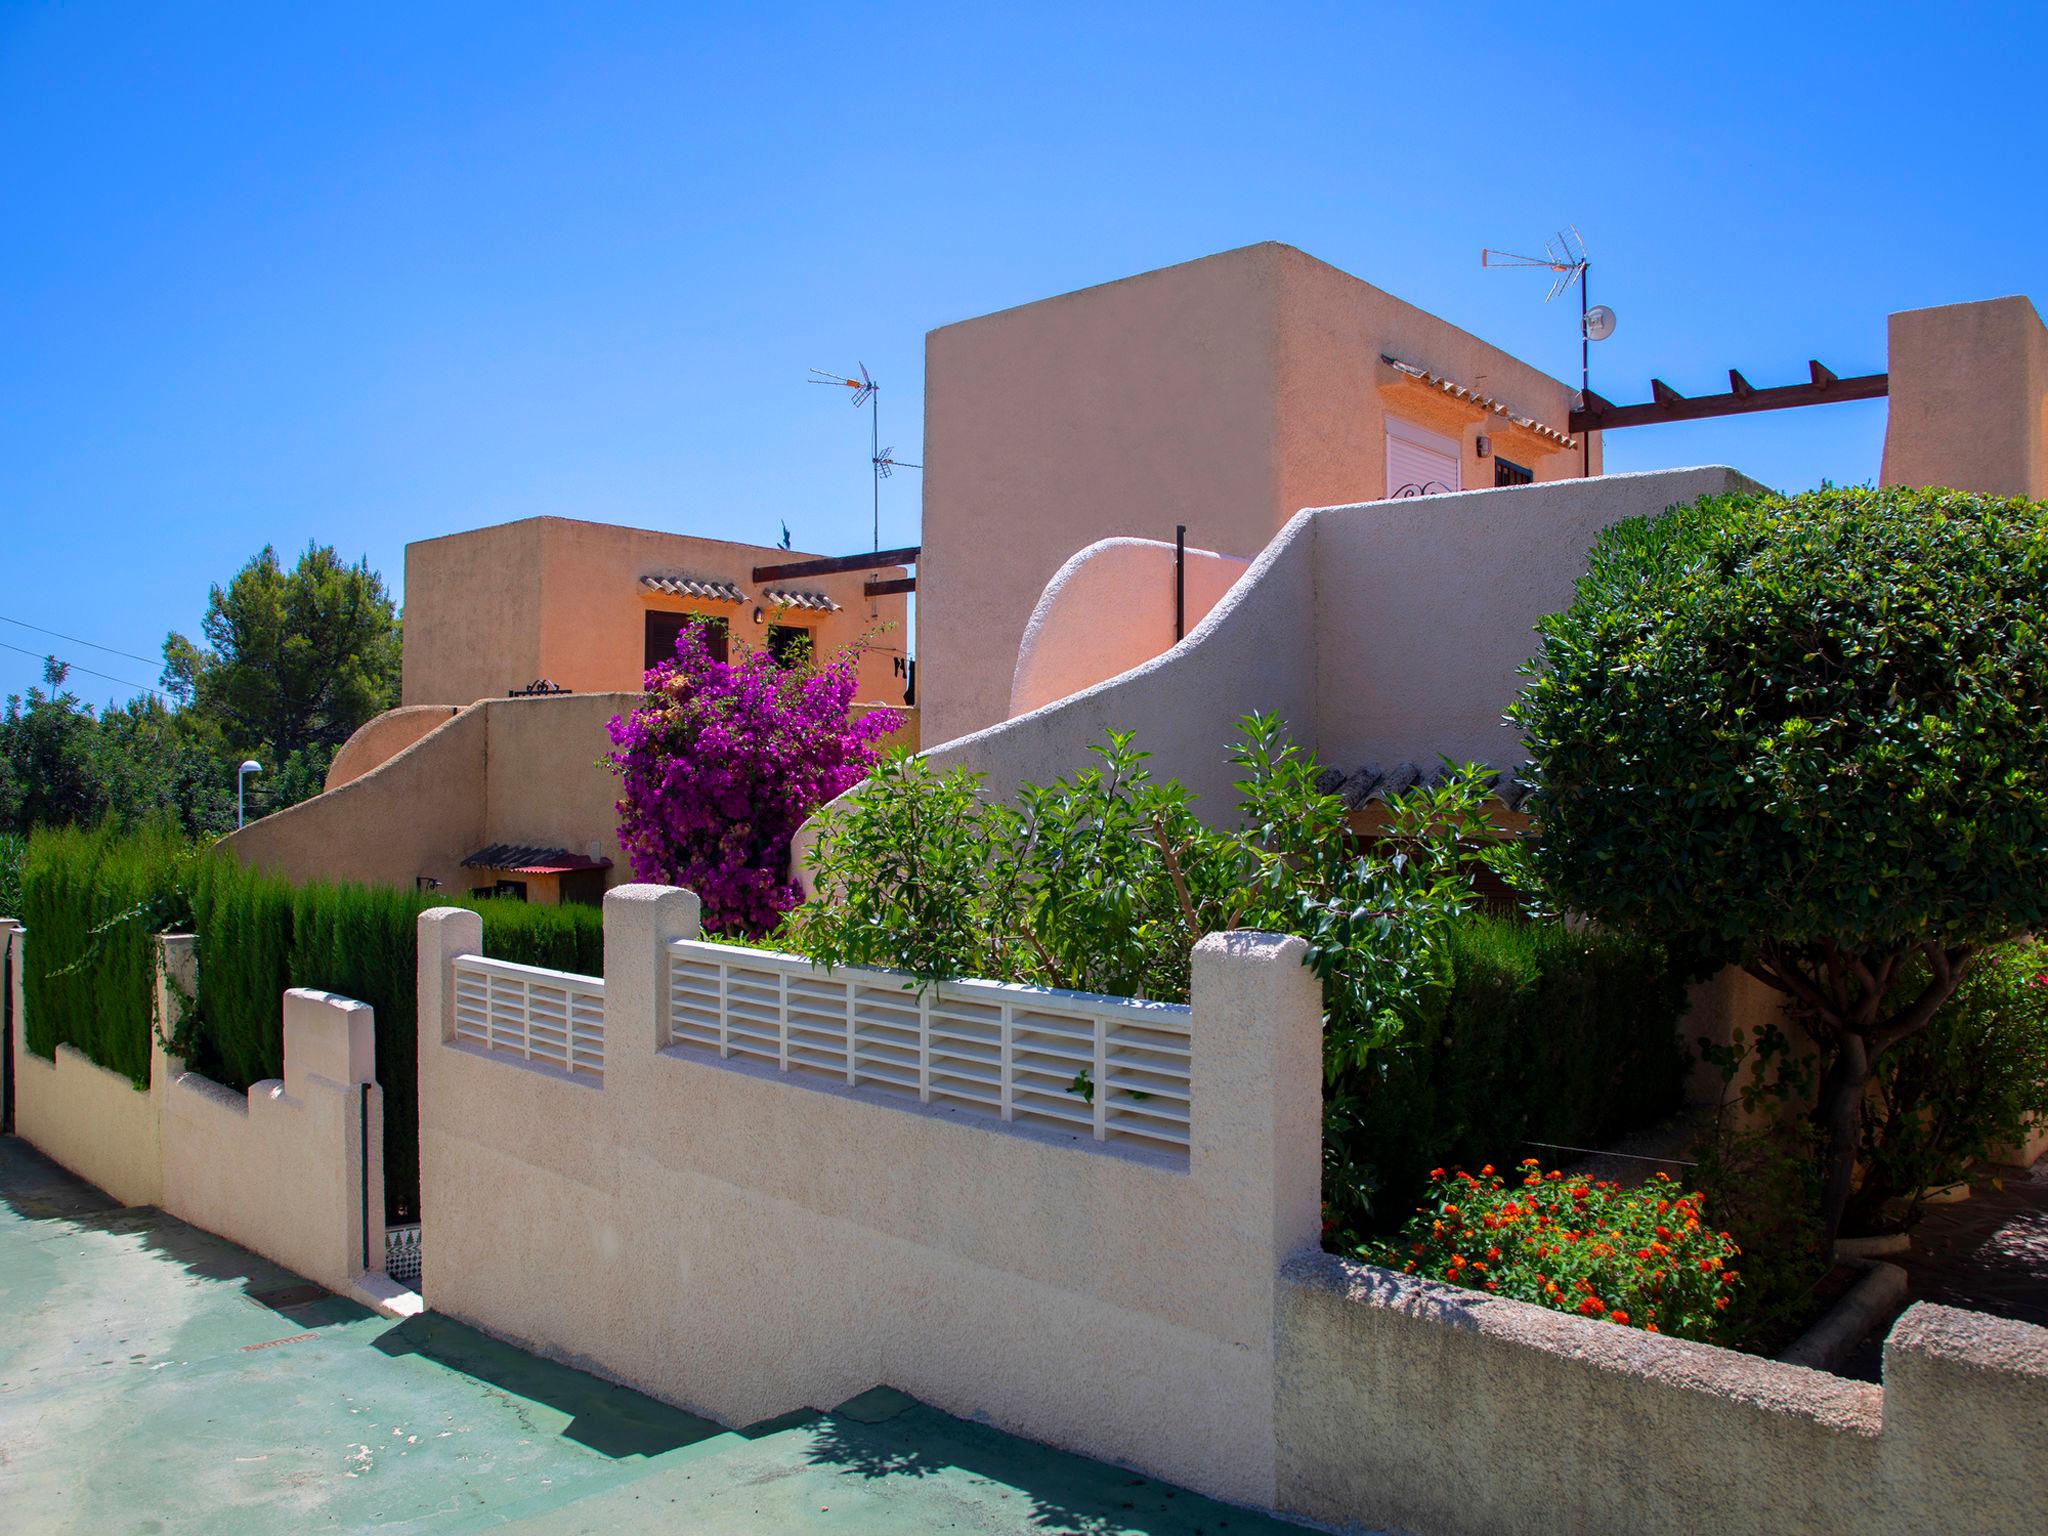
[924,466,1765,819]
[4,924,386,1301]
[1278,1255,2048,1536]
[5,923,163,1209]
[416,888,1326,1508]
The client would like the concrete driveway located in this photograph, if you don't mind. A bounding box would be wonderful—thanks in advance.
[0,1136,1307,1535]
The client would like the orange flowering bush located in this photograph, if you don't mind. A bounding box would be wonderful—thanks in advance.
[1364,1160,1744,1344]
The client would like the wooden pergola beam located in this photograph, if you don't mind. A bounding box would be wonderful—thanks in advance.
[1571,366,1887,433]
[751,545,921,582]
[864,577,917,597]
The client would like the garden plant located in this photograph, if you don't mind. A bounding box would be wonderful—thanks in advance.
[1370,1161,1745,1344]
[608,619,901,936]
[784,716,1686,1239]
[1510,485,2048,1244]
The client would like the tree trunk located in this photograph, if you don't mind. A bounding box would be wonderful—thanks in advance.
[1814,1031,1872,1250]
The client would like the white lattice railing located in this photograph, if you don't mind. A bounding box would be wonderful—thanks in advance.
[452,955,605,1079]
[663,940,1193,1160]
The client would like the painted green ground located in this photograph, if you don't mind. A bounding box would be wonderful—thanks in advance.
[0,1136,1311,1535]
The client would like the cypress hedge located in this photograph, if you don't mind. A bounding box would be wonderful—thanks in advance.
[19,828,604,1221]
[183,857,603,1223]
[18,822,193,1087]
[1336,912,1689,1229]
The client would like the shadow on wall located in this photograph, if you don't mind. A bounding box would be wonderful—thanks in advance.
[797,1387,1301,1534]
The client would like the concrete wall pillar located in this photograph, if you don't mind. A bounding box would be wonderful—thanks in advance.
[601,883,700,1065]
[1,919,18,1134]
[1187,928,1325,1506]
[1881,295,2048,498]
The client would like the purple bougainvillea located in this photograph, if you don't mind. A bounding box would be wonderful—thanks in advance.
[606,622,901,935]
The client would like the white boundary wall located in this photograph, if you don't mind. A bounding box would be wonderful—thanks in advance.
[416,886,2048,1533]
[416,886,1325,1508]
[2,922,388,1300]
[1277,1255,2048,1536]
[4,921,162,1208]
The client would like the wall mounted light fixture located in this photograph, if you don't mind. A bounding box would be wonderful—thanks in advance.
[752,607,765,625]
[1475,435,1491,458]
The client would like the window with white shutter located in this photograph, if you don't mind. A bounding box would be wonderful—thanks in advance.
[1385,417,1461,498]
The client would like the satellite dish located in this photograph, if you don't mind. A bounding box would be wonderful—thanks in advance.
[1582,304,1618,342]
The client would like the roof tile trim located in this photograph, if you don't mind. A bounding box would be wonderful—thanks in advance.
[641,574,747,603]
[760,587,842,613]
[1379,355,1577,450]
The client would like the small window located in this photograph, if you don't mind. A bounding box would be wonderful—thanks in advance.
[1494,457,1534,487]
[766,624,813,669]
[645,612,728,670]
[475,880,528,903]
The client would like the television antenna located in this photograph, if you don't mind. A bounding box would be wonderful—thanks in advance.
[1481,226,1611,403]
[810,363,918,552]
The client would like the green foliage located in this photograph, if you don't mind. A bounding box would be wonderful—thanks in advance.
[1,662,237,839]
[1366,1163,1744,1344]
[1851,937,2048,1232]
[1510,484,2048,1242]
[180,857,601,1222]
[18,822,196,1085]
[1689,1122,1828,1353]
[164,541,402,816]
[785,717,1687,1240]
[1512,485,2048,962]
[0,831,23,918]
[20,827,600,1221]
[1326,912,1686,1231]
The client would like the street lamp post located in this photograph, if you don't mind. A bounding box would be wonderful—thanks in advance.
[237,760,263,829]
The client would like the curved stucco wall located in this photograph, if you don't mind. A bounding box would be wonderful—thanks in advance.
[325,705,462,791]
[223,692,643,895]
[1009,538,1250,718]
[924,467,1763,820]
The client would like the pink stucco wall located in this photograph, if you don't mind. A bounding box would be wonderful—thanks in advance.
[1009,538,1250,718]
[918,242,1596,749]
[402,516,909,709]
[1881,295,2048,499]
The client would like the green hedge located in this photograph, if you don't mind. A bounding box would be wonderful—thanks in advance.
[1336,912,1689,1230]
[183,857,602,1223]
[17,828,603,1222]
[18,823,191,1086]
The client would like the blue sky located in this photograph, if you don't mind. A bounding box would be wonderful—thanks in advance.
[4,2,2041,706]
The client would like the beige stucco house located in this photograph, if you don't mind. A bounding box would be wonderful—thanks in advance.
[397,516,909,712]
[916,241,1601,746]
[226,519,911,903]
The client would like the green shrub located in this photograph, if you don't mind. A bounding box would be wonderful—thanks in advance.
[18,822,193,1085]
[1328,913,1687,1230]
[181,856,603,1222]
[1510,484,2048,1243]
[1849,936,2048,1232]
[0,830,24,919]
[1367,1163,1744,1344]
[18,829,605,1223]
[785,718,1688,1243]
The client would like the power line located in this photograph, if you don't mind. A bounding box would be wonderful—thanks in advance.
[0,613,160,667]
[0,639,160,696]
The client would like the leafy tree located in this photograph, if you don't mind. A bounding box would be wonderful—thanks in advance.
[0,659,239,839]
[0,661,109,831]
[1510,485,2048,1243]
[163,542,401,806]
